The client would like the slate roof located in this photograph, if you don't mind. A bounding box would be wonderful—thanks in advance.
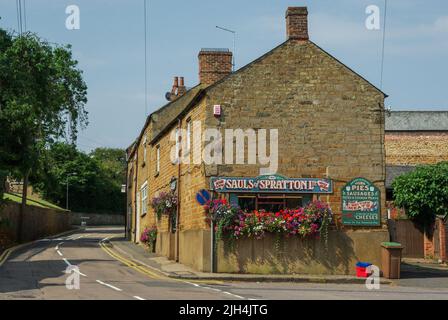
[385,165,417,189]
[386,111,448,131]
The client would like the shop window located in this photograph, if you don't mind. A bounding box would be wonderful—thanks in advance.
[238,196,256,211]
[236,194,307,212]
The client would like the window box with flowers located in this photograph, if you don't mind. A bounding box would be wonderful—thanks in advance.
[204,199,333,251]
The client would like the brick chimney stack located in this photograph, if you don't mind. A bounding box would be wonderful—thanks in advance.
[167,76,187,101]
[198,48,233,86]
[171,77,179,96]
[177,77,186,96]
[285,7,309,41]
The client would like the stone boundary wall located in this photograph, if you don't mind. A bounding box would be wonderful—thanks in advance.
[0,202,71,248]
[69,212,125,226]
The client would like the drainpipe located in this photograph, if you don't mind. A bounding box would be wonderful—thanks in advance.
[125,152,129,240]
[176,118,182,262]
[133,150,139,243]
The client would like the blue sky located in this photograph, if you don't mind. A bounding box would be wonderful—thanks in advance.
[1,0,447,151]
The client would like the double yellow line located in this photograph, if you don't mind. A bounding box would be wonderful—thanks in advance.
[99,238,223,285]
[99,239,166,280]
[0,248,13,267]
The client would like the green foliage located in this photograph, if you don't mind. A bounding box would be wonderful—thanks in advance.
[89,148,127,184]
[0,29,88,192]
[31,143,125,213]
[393,162,448,224]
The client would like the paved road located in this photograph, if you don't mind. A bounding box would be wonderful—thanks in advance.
[0,227,447,300]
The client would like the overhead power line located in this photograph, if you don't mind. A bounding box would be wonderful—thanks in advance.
[380,0,388,90]
[143,0,149,116]
[15,0,27,35]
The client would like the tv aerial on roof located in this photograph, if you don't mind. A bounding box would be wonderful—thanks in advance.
[216,25,236,71]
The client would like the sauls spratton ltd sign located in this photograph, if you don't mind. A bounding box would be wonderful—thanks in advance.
[341,177,381,226]
[210,175,333,194]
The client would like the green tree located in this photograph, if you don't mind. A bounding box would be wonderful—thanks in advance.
[89,148,127,184]
[0,30,88,240]
[392,162,448,226]
[32,143,125,213]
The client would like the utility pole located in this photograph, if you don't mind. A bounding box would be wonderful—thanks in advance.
[216,25,236,71]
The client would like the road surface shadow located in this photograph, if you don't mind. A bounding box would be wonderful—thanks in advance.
[401,262,448,279]
[0,258,105,295]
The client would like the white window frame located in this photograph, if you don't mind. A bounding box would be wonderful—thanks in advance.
[186,120,191,155]
[143,135,147,163]
[175,128,180,164]
[141,181,148,216]
[156,145,160,174]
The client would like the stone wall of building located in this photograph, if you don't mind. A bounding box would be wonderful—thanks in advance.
[205,40,387,226]
[126,22,390,274]
[217,229,389,275]
[385,132,448,165]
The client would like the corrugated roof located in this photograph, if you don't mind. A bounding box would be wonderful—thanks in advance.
[386,111,448,131]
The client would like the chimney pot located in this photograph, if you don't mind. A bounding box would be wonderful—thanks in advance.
[171,76,179,95]
[285,7,309,41]
[177,77,187,96]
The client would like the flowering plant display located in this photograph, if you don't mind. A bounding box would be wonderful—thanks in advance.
[140,225,157,251]
[204,198,240,244]
[151,191,178,220]
[204,200,333,246]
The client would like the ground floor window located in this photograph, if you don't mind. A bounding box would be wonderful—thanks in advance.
[231,193,312,212]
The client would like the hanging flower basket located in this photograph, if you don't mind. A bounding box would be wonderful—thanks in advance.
[151,192,178,220]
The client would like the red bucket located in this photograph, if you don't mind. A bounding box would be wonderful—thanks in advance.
[355,262,372,278]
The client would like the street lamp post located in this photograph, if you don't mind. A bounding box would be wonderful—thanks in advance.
[66,173,76,210]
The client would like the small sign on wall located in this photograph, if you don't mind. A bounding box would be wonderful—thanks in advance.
[213,105,221,117]
[341,178,381,226]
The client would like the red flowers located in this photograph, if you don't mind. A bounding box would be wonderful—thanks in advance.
[229,201,333,240]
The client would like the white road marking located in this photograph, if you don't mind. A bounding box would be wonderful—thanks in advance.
[96,280,122,292]
[57,250,63,257]
[133,296,145,300]
[74,269,87,277]
[55,242,64,250]
[184,281,200,287]
[63,258,71,266]
[223,291,245,299]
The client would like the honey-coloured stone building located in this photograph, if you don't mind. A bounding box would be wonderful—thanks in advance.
[126,7,390,275]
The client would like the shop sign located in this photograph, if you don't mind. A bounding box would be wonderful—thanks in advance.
[210,175,333,194]
[342,178,381,226]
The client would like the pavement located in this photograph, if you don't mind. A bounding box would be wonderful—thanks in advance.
[109,237,391,284]
[0,226,447,300]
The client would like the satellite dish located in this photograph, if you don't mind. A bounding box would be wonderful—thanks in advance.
[165,92,172,101]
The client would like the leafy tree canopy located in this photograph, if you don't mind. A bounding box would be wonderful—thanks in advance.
[392,162,448,225]
[0,29,87,212]
[0,30,87,175]
[32,143,125,214]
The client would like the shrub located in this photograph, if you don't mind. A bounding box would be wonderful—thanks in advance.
[393,162,448,225]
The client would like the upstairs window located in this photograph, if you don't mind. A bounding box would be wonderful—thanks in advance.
[141,182,148,216]
[156,145,160,174]
[142,135,147,164]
